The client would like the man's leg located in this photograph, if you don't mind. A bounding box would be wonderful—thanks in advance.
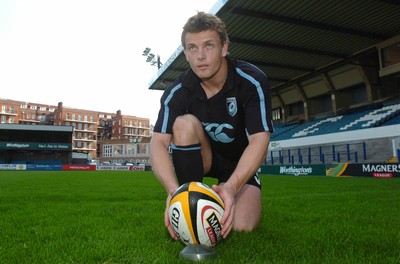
[172,114,212,183]
[232,184,262,231]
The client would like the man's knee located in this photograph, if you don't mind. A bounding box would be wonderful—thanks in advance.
[173,114,202,133]
[232,185,262,232]
[172,115,203,144]
[233,216,260,232]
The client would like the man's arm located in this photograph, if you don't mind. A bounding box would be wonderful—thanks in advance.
[150,132,179,194]
[213,131,270,237]
[150,132,180,240]
[225,131,269,194]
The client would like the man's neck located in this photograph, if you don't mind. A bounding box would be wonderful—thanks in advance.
[201,59,228,98]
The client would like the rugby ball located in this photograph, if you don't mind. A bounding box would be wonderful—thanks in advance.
[168,182,224,247]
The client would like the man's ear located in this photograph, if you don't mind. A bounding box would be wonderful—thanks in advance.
[183,49,189,61]
[222,42,229,57]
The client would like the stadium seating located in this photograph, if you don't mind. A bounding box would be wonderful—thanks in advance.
[385,114,400,126]
[272,102,400,141]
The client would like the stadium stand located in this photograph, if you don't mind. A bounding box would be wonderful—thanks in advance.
[267,102,400,165]
[0,124,73,165]
[271,102,400,141]
[386,115,400,126]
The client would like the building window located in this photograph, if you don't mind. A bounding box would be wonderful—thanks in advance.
[1,116,6,123]
[103,145,112,157]
[137,143,147,154]
[114,144,123,155]
[127,144,134,154]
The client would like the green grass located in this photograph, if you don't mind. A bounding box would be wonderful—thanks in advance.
[0,171,399,263]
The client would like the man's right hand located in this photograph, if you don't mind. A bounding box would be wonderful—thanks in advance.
[164,189,179,240]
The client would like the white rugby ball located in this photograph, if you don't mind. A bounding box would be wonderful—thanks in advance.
[168,182,224,247]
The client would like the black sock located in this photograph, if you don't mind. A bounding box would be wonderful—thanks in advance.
[171,143,203,185]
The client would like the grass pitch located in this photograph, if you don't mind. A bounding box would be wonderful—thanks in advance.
[0,171,399,263]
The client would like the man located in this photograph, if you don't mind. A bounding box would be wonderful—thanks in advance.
[150,12,273,241]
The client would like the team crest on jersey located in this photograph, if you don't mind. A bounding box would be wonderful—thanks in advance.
[226,97,237,117]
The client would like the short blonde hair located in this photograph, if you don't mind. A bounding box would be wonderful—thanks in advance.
[181,12,230,49]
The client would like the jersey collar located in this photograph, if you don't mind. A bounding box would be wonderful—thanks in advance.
[181,57,236,99]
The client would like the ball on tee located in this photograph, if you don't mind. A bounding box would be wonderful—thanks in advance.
[168,182,224,247]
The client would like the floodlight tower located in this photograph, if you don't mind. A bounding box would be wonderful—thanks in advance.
[142,47,162,69]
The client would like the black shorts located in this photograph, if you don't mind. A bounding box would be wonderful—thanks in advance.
[205,152,261,190]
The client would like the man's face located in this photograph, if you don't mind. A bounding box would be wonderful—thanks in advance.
[183,30,228,80]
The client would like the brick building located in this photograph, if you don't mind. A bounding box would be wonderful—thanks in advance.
[53,102,100,159]
[0,98,56,125]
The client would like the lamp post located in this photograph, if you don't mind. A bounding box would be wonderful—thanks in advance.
[142,47,162,69]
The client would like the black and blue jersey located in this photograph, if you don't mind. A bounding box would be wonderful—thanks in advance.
[154,57,274,162]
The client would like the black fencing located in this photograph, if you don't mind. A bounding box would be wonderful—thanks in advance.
[267,142,367,165]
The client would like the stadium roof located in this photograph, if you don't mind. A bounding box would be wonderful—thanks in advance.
[0,124,74,132]
[147,0,400,95]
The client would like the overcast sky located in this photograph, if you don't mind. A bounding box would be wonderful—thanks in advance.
[0,0,217,125]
